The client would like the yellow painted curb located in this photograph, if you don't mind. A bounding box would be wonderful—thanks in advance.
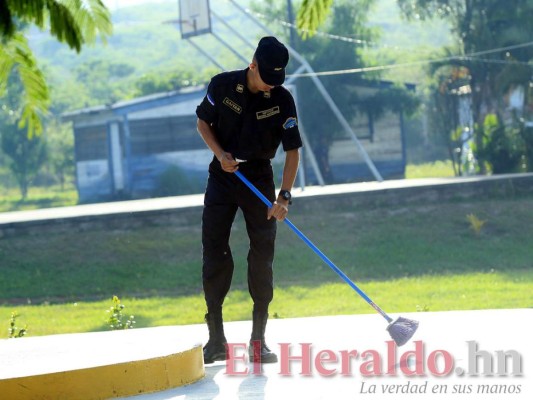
[0,345,204,400]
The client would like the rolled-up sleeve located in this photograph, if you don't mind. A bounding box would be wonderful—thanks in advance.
[280,96,303,152]
[196,80,218,123]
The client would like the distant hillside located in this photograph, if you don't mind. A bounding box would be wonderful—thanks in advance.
[27,0,453,111]
[29,1,252,81]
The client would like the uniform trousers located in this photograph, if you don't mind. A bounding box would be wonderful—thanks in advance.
[202,157,276,315]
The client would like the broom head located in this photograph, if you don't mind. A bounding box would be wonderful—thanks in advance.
[386,316,419,346]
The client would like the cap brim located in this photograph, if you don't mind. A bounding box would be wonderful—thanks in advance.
[258,65,285,86]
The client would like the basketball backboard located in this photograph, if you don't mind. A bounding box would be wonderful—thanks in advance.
[178,0,212,39]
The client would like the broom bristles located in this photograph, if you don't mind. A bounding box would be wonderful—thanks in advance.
[386,316,419,346]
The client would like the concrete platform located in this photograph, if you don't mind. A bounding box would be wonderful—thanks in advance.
[0,327,204,399]
[123,309,531,400]
[1,309,530,400]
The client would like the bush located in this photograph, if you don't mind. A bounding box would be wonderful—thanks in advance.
[474,114,526,174]
[154,165,204,197]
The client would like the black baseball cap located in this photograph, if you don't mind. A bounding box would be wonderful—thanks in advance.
[254,36,289,86]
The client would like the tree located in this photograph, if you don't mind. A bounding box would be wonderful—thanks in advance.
[0,74,46,199]
[133,66,218,97]
[0,0,112,138]
[45,118,74,190]
[73,59,135,104]
[396,0,533,172]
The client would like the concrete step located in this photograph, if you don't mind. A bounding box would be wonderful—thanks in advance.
[0,326,204,399]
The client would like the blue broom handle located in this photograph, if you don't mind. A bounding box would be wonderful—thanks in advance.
[234,170,393,323]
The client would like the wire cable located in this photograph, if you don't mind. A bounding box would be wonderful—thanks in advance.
[287,41,533,78]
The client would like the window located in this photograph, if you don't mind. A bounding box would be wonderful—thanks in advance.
[75,126,108,161]
[130,116,203,156]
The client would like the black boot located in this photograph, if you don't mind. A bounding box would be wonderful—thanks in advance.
[249,311,278,363]
[203,312,227,364]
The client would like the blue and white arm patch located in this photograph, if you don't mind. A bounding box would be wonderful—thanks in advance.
[283,117,298,130]
[207,93,215,106]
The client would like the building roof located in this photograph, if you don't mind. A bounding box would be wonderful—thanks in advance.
[62,85,206,121]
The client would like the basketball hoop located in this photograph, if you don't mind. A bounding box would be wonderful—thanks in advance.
[178,0,212,39]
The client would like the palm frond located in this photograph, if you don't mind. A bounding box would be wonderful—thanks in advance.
[297,0,334,39]
[0,33,50,137]
[3,0,112,51]
[61,0,113,45]
[0,0,112,138]
[0,0,15,37]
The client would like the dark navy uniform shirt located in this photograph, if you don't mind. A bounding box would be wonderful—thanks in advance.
[196,68,303,161]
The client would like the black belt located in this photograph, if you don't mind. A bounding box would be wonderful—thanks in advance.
[236,158,271,167]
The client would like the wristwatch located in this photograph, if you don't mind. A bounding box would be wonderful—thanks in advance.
[278,190,292,205]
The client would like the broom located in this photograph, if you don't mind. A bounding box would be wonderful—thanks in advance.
[234,170,419,346]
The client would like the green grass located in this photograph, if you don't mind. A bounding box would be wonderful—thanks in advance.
[2,270,531,337]
[0,185,78,212]
[1,193,532,338]
[405,160,456,179]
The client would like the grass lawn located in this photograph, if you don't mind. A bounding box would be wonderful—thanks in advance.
[0,184,78,212]
[2,270,531,337]
[1,192,532,338]
[405,160,456,178]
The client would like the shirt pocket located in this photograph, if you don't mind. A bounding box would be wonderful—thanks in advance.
[257,114,282,157]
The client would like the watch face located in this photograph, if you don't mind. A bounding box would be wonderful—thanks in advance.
[281,190,291,200]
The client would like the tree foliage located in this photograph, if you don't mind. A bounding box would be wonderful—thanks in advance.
[0,74,47,199]
[45,118,74,190]
[0,0,112,137]
[297,0,334,36]
[0,32,49,138]
[397,0,533,173]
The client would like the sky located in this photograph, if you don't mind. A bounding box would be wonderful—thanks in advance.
[102,0,170,11]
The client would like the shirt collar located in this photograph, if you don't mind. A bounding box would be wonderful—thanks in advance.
[239,67,272,98]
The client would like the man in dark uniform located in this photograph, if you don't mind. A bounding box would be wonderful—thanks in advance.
[196,36,302,364]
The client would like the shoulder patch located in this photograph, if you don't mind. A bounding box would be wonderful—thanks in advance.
[283,117,298,130]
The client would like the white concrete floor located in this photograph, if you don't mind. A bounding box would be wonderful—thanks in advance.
[116,309,532,400]
[1,309,531,399]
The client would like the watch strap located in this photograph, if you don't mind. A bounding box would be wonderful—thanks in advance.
[278,189,292,205]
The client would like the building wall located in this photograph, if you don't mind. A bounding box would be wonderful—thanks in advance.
[71,84,408,201]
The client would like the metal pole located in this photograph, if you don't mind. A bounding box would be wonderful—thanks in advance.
[211,31,250,64]
[298,62,383,181]
[211,11,255,51]
[187,38,226,71]
[286,0,297,49]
